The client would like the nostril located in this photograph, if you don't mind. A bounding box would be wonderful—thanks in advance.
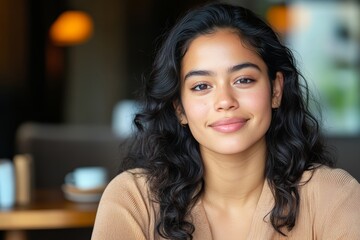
[215,97,239,111]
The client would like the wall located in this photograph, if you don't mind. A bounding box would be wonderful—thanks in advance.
[64,1,128,125]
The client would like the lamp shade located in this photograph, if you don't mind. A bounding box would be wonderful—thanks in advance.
[50,10,93,46]
[266,5,289,34]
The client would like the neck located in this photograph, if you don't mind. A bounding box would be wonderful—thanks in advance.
[201,142,266,208]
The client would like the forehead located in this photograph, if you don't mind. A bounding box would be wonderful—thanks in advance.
[181,29,267,75]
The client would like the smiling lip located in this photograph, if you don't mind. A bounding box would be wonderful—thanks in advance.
[209,118,248,133]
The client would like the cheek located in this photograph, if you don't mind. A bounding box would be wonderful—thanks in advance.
[241,90,272,113]
[182,97,209,123]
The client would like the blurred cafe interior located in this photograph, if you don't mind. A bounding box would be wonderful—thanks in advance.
[0,0,359,239]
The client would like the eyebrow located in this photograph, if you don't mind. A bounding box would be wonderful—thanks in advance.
[183,62,261,81]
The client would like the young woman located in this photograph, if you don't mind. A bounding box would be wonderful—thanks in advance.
[92,2,360,240]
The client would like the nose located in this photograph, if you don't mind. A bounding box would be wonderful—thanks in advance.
[214,85,239,111]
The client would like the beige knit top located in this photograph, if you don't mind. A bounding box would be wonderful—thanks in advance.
[91,166,360,239]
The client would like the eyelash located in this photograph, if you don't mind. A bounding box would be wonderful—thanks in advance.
[190,78,254,91]
[234,78,254,84]
[191,83,211,91]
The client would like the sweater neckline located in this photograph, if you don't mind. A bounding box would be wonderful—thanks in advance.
[192,179,275,239]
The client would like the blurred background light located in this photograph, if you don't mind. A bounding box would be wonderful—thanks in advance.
[286,1,360,135]
[266,4,289,34]
[49,10,93,46]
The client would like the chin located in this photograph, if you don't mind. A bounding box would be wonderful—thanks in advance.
[203,143,253,156]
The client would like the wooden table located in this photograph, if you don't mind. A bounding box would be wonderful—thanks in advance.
[0,189,98,240]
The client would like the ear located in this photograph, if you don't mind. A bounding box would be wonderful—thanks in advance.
[173,100,188,125]
[271,72,284,108]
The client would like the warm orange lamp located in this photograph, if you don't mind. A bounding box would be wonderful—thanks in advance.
[49,10,93,46]
[266,5,289,34]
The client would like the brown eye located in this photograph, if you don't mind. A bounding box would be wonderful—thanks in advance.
[192,83,211,91]
[235,78,254,84]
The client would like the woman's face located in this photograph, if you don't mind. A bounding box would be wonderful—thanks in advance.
[178,29,283,158]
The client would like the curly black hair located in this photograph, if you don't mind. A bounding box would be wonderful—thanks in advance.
[122,2,334,239]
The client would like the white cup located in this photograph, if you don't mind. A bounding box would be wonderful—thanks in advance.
[0,159,16,208]
[65,166,108,190]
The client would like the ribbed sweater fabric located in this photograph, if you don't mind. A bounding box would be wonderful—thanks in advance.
[91,166,360,239]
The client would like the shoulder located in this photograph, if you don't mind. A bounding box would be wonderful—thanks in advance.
[302,165,358,185]
[298,165,360,238]
[299,165,359,203]
[101,168,150,204]
[92,168,156,240]
[301,165,359,192]
[106,168,148,191]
